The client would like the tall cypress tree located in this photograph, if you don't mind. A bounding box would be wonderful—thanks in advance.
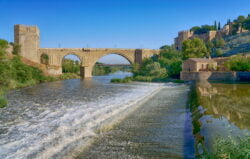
[218,22,221,30]
[214,21,217,30]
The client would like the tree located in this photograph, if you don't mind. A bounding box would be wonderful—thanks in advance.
[145,62,167,78]
[213,38,225,48]
[214,21,217,30]
[218,22,221,30]
[206,41,214,54]
[237,16,245,23]
[182,38,209,59]
[215,48,223,57]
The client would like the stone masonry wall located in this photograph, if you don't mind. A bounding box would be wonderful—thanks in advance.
[180,71,238,81]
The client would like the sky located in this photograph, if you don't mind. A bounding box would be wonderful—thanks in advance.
[0,0,250,64]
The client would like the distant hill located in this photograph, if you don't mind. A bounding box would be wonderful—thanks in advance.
[222,31,250,56]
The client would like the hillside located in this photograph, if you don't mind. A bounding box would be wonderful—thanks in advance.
[222,31,250,56]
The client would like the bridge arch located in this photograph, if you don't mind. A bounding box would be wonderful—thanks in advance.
[92,52,133,65]
[91,52,133,76]
[61,53,83,65]
[61,53,82,74]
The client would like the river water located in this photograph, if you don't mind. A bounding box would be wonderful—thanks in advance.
[1,72,249,159]
[0,72,195,159]
[191,81,250,156]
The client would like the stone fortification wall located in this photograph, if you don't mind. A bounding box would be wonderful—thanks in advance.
[180,71,238,81]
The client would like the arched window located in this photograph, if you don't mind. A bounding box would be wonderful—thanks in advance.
[40,53,49,65]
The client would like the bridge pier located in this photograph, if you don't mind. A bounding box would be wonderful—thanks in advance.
[80,66,92,78]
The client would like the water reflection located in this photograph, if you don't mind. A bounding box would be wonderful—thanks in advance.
[197,81,250,130]
[191,81,250,157]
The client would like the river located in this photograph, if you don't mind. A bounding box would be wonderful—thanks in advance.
[0,72,249,159]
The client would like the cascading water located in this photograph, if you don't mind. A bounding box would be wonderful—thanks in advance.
[0,72,168,159]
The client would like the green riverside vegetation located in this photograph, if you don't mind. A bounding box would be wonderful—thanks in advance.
[225,55,250,71]
[92,62,131,76]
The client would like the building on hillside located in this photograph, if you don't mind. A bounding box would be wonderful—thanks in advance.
[174,23,249,50]
[181,58,217,72]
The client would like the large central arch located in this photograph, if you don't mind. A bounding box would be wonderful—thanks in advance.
[91,53,133,76]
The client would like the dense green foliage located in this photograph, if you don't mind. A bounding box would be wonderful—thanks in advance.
[182,38,209,59]
[93,62,131,76]
[62,59,80,74]
[191,25,217,34]
[111,77,132,83]
[113,41,212,83]
[0,39,51,107]
[130,45,184,82]
[231,15,250,34]
[225,55,250,71]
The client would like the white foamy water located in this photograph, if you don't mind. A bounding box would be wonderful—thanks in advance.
[0,76,168,159]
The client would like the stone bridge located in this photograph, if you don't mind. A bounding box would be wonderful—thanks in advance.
[14,24,160,78]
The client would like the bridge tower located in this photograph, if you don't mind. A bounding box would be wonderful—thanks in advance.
[14,24,40,63]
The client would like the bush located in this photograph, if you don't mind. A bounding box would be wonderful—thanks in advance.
[225,55,250,71]
[59,73,80,80]
[111,77,132,83]
[10,42,21,55]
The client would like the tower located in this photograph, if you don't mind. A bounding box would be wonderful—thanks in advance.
[14,24,40,62]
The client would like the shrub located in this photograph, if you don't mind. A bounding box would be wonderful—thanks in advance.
[224,55,250,71]
[10,42,21,55]
[59,73,80,80]
[111,77,132,83]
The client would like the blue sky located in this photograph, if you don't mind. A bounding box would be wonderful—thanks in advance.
[0,0,250,63]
